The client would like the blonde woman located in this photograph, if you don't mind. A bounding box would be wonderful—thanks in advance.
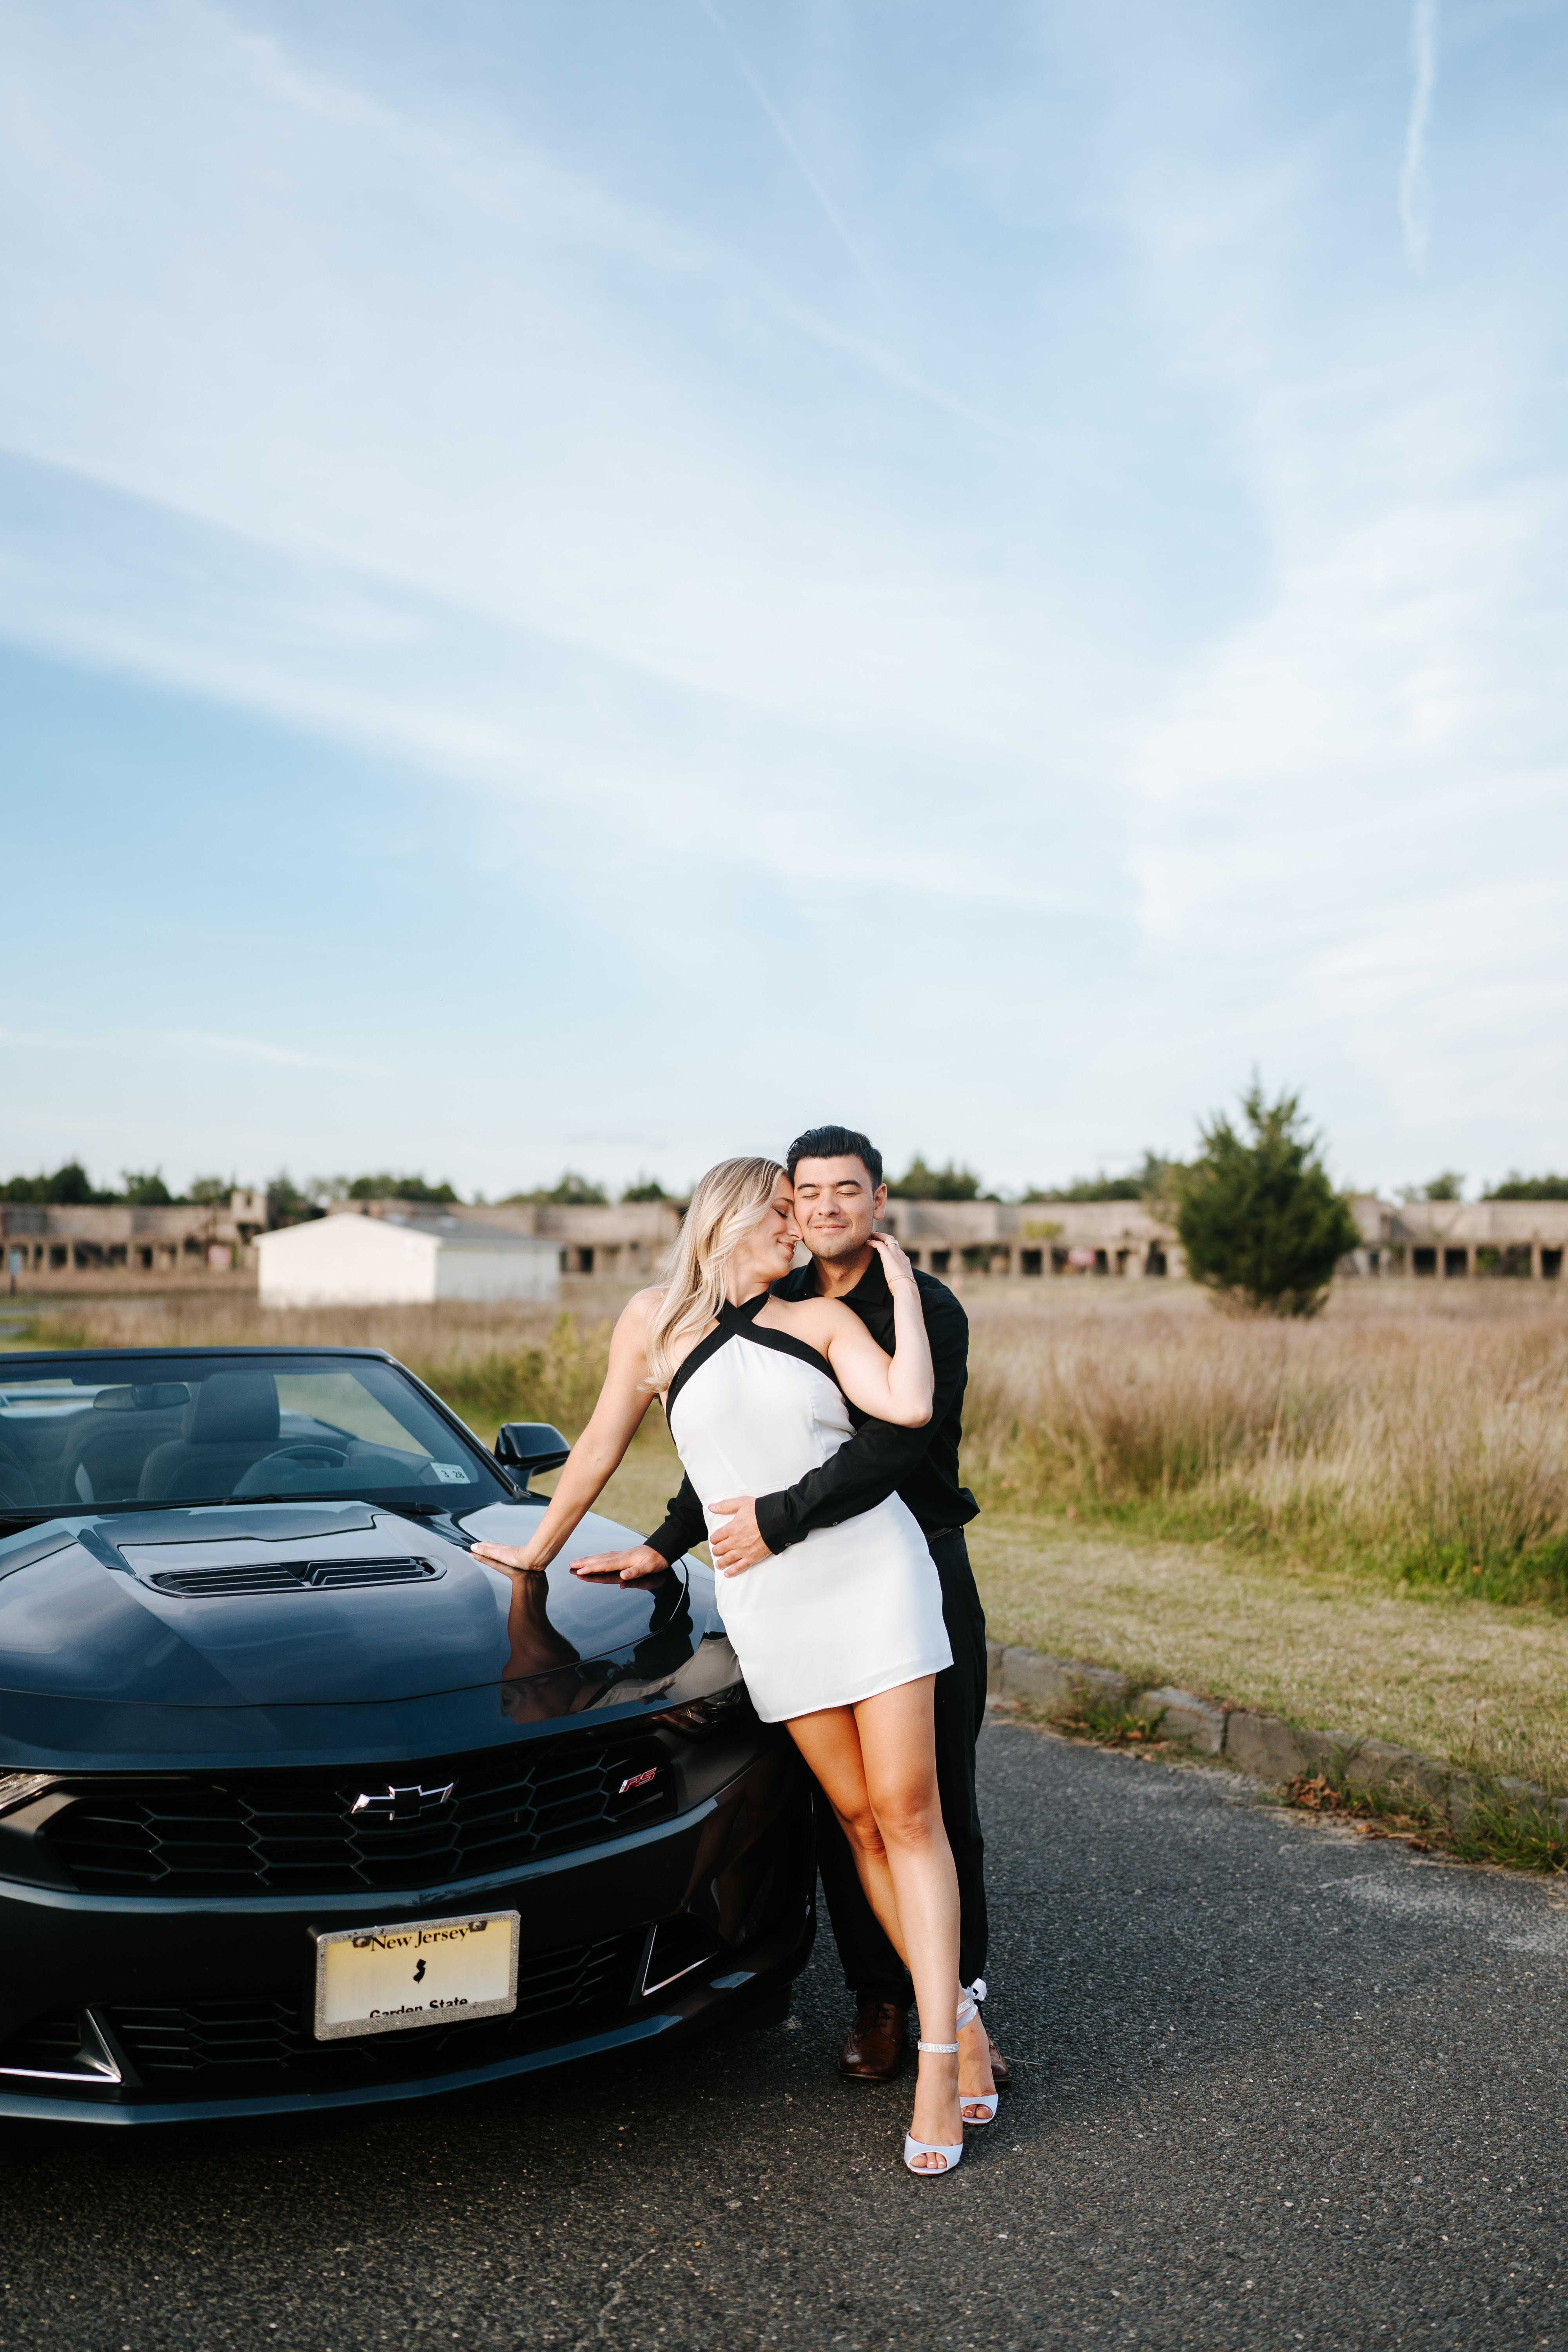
[471,1157,985,2176]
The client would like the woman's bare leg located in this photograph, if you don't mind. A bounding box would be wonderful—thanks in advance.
[789,1680,976,2166]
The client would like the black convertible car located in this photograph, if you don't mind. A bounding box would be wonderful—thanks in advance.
[0,1347,814,2124]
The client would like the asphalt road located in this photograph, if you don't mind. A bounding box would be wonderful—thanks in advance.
[3,1722,1565,2352]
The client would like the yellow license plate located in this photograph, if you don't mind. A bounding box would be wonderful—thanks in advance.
[312,1910,519,2040]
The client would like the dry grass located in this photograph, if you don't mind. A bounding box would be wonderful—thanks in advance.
[961,1278,1568,1606]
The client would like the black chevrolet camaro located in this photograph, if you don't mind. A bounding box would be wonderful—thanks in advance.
[0,1347,814,2125]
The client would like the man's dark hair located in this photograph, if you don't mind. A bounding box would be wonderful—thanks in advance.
[785,1126,883,1189]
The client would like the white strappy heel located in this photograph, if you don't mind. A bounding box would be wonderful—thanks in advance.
[902,1994,979,2178]
[959,1978,999,2126]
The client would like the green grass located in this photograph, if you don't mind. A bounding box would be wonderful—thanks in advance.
[969,1512,1568,1788]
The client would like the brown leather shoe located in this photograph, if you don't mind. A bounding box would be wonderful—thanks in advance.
[838,2000,909,2082]
[988,2034,1012,2090]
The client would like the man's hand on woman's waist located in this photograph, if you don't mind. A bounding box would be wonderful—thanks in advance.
[709,1496,772,1576]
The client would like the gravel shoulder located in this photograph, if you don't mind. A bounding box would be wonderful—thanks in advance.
[1,1723,1563,2351]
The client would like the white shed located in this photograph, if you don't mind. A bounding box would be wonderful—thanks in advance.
[256,1212,560,1308]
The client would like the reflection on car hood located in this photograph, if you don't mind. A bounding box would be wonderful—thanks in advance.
[0,1501,722,1713]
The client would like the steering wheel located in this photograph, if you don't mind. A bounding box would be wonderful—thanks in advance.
[236,1443,350,1492]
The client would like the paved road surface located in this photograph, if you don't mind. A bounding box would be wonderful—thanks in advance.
[4,1723,1565,2351]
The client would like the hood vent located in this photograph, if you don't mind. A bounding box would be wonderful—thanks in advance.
[147,1556,444,1598]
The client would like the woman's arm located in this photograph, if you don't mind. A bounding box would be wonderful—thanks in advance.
[470,1290,662,1573]
[816,1236,934,1427]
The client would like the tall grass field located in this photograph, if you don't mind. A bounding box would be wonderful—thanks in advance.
[960,1284,1568,1608]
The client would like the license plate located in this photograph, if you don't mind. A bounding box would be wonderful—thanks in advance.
[312,1910,519,2041]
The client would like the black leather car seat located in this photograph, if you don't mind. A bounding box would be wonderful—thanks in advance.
[60,1391,187,1507]
[138,1372,282,1502]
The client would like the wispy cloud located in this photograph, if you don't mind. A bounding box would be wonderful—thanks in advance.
[694,0,877,289]
[171,1033,380,1073]
[1400,0,1439,268]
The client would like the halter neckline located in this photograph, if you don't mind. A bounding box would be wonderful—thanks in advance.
[718,1289,772,1327]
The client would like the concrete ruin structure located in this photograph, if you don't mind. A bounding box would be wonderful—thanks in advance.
[877,1197,1183,1279]
[1365,1198,1567,1282]
[1,1191,269,1283]
[9,1184,1568,1293]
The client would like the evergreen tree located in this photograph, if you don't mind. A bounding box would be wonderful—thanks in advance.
[1176,1085,1360,1318]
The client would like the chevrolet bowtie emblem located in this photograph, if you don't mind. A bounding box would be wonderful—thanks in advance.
[350,1782,455,1822]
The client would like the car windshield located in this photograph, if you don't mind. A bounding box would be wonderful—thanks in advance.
[0,1355,508,1516]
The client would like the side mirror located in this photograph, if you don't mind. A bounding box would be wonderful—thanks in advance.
[494,1422,571,1492]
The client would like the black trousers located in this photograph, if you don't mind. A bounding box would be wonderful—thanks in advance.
[813,1527,989,2006]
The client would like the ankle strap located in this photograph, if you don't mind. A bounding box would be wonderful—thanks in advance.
[916,2039,959,2054]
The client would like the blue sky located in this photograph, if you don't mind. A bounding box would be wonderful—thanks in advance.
[3,0,1565,1201]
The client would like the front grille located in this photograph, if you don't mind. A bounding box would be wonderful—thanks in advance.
[147,1556,442,1597]
[106,1931,642,2092]
[44,1732,677,1897]
[0,2012,84,2071]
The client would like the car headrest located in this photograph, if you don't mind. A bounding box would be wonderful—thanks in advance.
[184,1372,280,1446]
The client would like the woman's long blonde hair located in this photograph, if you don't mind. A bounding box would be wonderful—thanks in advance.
[643,1156,786,1391]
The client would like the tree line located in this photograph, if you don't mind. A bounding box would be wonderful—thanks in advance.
[9,1108,1565,1320]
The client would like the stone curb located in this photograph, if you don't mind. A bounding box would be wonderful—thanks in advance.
[985,1641,1568,1830]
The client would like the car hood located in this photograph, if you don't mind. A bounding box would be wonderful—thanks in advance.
[0,1501,723,1728]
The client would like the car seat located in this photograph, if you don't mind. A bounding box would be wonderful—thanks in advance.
[59,1389,187,1507]
[137,1372,283,1502]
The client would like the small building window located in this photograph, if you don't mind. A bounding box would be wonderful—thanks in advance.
[1020,1249,1043,1277]
[1145,1247,1167,1277]
[1412,1248,1437,1277]
[1543,1249,1563,1279]
[1443,1247,1468,1278]
[929,1250,951,1276]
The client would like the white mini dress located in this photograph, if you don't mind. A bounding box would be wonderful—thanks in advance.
[664,1293,951,1724]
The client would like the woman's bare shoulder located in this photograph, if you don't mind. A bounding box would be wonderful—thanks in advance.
[768,1294,860,1343]
[615,1285,666,1336]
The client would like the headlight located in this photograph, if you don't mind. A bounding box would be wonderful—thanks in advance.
[0,1773,58,1818]
[652,1684,751,1739]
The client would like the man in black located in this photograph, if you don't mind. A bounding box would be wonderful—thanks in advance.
[572,1124,1004,2089]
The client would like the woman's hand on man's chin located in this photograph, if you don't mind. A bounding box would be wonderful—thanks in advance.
[470,1540,547,1574]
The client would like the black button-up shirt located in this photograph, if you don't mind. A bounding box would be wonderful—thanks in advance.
[644,1253,978,1563]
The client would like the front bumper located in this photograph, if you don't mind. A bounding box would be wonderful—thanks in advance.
[0,1737,815,2125]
